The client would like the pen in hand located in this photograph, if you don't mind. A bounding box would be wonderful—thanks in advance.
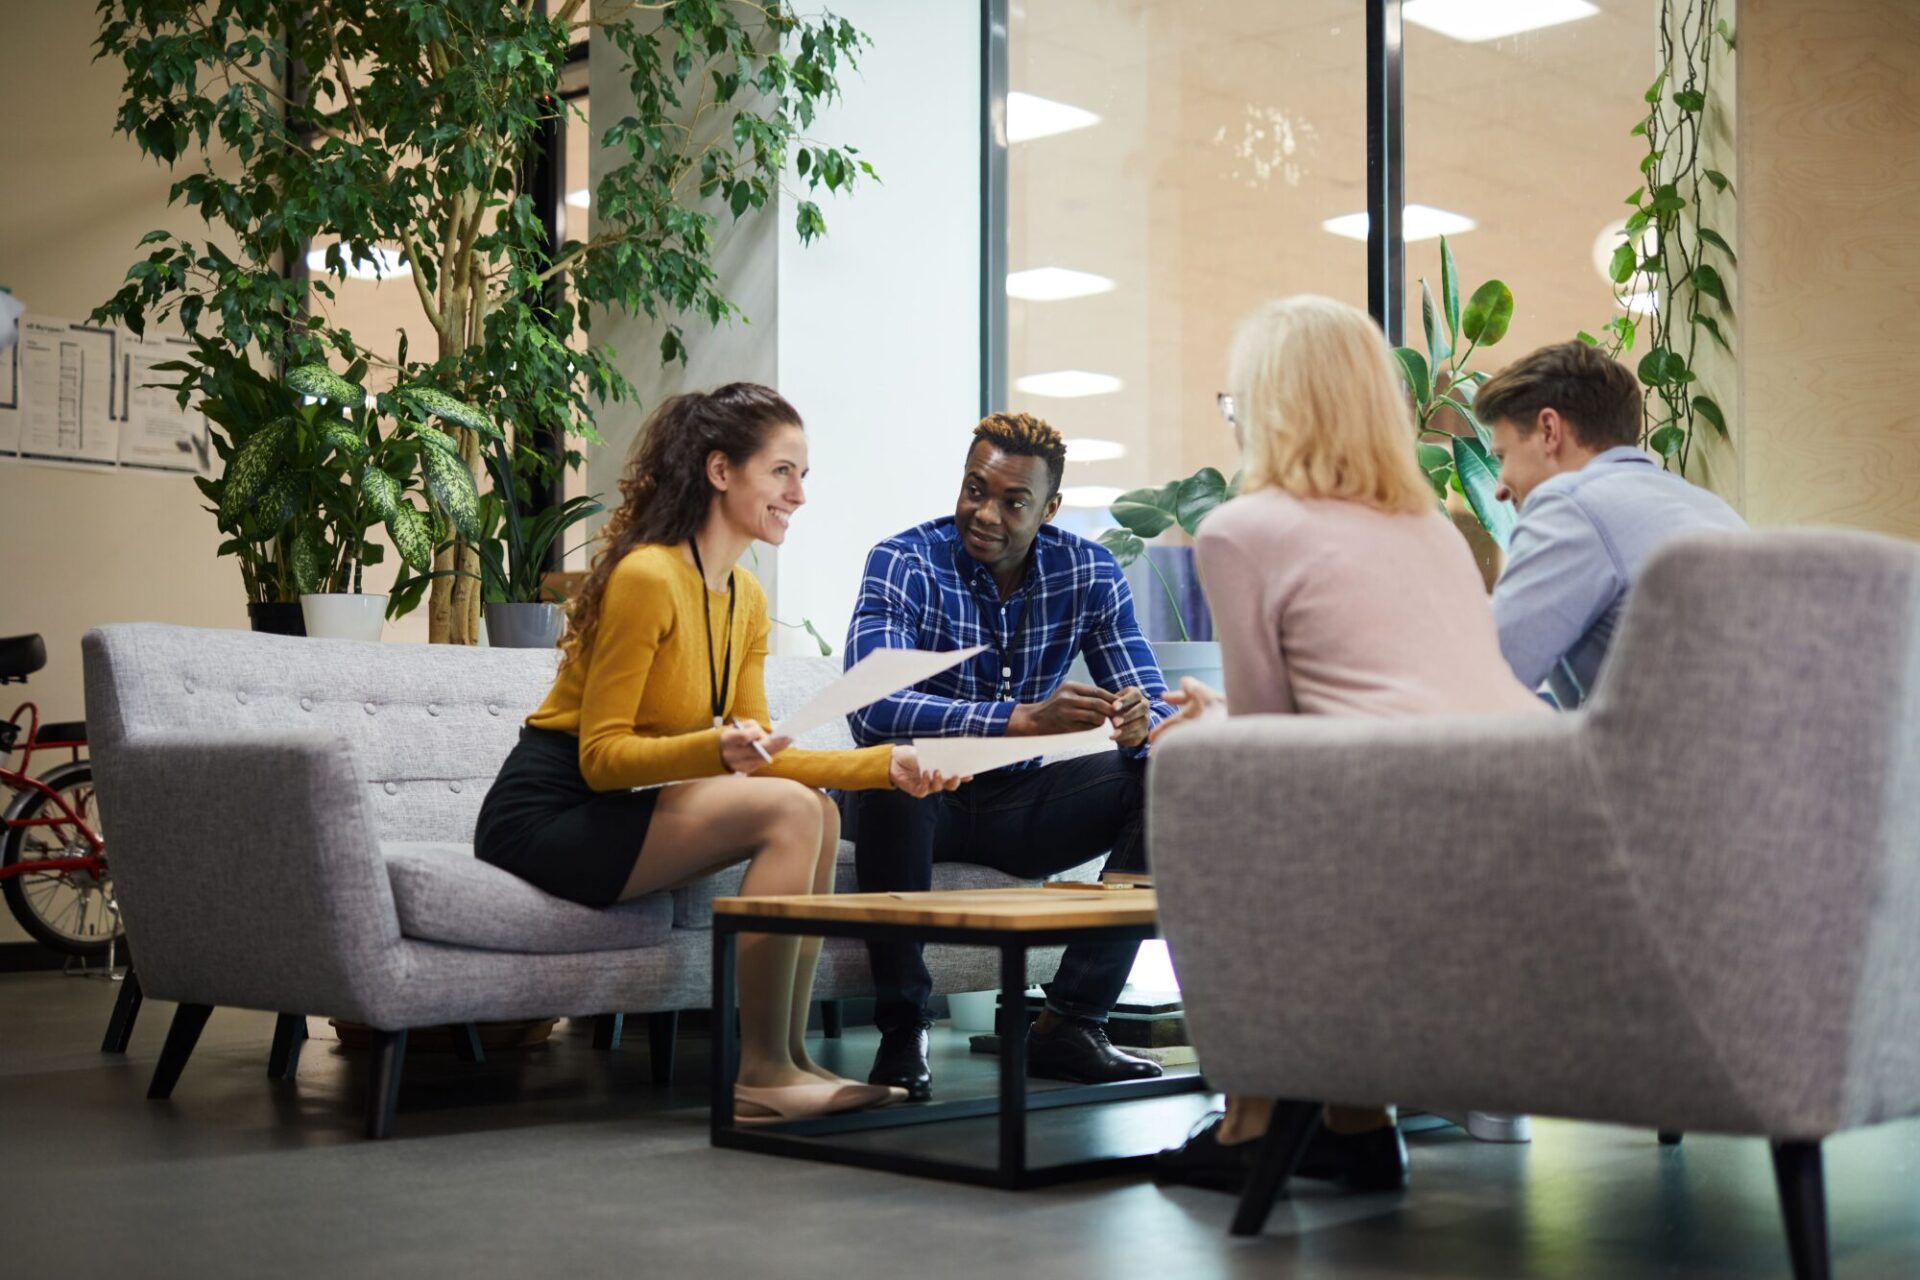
[725,718,776,764]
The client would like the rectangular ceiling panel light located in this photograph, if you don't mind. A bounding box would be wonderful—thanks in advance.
[1403,0,1599,43]
[1006,267,1117,302]
[1007,91,1101,144]
[1015,370,1123,399]
[1321,203,1477,243]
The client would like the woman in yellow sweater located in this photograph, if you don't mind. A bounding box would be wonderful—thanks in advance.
[476,382,957,1124]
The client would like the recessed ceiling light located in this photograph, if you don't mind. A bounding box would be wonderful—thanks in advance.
[1321,204,1477,243]
[1403,0,1599,43]
[1015,370,1123,398]
[1059,485,1126,509]
[1007,91,1100,144]
[1006,267,1116,302]
[305,243,410,280]
[1065,437,1127,462]
[566,188,591,209]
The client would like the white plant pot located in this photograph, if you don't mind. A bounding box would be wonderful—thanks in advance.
[300,593,388,642]
[945,990,999,1034]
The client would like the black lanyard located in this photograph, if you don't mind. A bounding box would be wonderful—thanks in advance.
[689,538,736,727]
[962,548,1033,702]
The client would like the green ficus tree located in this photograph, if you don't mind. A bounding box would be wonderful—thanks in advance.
[92,0,873,641]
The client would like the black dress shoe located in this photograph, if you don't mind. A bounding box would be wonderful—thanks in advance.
[1154,1111,1252,1193]
[1026,1017,1163,1084]
[869,1025,932,1101]
[1296,1122,1409,1192]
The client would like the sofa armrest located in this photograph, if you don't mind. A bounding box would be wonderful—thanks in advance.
[93,729,406,1023]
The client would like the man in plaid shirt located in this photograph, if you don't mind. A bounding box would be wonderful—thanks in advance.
[844,412,1175,1099]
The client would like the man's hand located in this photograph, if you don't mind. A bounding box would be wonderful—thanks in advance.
[1008,681,1117,736]
[1109,687,1152,749]
[1147,678,1226,745]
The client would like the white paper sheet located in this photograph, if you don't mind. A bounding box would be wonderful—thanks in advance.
[909,725,1116,777]
[19,316,117,465]
[119,334,209,472]
[771,645,985,742]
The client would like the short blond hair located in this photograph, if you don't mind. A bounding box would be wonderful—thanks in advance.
[1228,295,1430,515]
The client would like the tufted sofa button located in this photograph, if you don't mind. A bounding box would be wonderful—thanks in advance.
[383,782,399,795]
[235,690,249,705]
[448,780,464,794]
[486,703,500,716]
[183,678,195,694]
[427,703,440,717]
[364,702,378,716]
[300,697,313,711]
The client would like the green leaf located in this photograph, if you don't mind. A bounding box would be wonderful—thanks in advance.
[1648,425,1686,458]
[1644,69,1669,104]
[285,364,364,405]
[1461,280,1514,346]
[1097,526,1145,568]
[420,446,481,541]
[1691,312,1732,353]
[1439,235,1461,349]
[1703,169,1732,194]
[360,465,404,522]
[1110,482,1179,539]
[1672,89,1706,112]
[218,417,292,521]
[1692,394,1729,437]
[1416,441,1454,502]
[1716,17,1735,49]
[1650,183,1687,214]
[414,423,464,457]
[252,473,299,533]
[1576,330,1601,347]
[1697,227,1736,264]
[1452,435,1515,550]
[1421,278,1451,376]
[387,502,433,572]
[317,419,365,458]
[1637,347,1688,388]
[1609,242,1638,286]
[397,386,498,436]
[1693,263,1729,306]
[1392,347,1430,404]
[1173,467,1230,536]
[290,523,328,595]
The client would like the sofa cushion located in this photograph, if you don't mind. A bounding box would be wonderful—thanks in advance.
[669,839,1106,929]
[383,842,674,954]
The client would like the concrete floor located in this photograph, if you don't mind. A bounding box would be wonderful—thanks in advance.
[5,972,1920,1279]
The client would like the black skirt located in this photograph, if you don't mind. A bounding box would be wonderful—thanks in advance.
[474,727,660,908]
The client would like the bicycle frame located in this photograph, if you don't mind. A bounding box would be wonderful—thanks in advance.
[1,699,103,882]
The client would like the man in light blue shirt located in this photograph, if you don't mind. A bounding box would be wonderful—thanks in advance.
[1481,341,1747,708]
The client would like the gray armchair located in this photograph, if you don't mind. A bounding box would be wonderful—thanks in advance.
[1148,530,1920,1280]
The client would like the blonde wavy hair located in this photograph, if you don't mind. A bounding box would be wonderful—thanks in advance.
[1228,295,1431,515]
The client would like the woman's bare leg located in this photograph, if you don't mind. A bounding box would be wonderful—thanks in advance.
[787,791,853,1084]
[1218,1095,1275,1146]
[617,776,823,1090]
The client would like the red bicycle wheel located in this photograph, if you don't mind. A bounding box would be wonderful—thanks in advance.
[1,761,119,958]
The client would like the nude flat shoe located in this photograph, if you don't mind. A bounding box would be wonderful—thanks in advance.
[731,1081,901,1127]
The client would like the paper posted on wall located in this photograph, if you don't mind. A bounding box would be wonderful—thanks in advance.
[771,645,985,742]
[19,316,118,465]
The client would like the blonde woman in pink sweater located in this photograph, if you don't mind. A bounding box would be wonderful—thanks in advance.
[1152,295,1545,1196]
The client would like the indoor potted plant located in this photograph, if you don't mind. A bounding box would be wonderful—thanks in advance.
[1098,469,1236,689]
[471,435,603,649]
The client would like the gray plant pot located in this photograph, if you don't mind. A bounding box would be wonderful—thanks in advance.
[484,602,564,650]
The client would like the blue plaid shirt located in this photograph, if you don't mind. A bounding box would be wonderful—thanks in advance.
[845,517,1174,765]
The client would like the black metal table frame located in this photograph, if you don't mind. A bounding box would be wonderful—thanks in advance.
[710,911,1206,1189]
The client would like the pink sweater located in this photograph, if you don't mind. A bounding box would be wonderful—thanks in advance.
[1194,488,1546,719]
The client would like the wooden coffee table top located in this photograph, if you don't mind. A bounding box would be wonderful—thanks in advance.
[712,887,1159,932]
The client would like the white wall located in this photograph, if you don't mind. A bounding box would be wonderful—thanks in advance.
[589,0,981,654]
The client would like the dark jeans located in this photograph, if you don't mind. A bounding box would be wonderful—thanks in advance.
[847,751,1148,1033]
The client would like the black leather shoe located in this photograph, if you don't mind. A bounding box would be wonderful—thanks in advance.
[1153,1111,1251,1193]
[869,1025,932,1101]
[1296,1122,1409,1192]
[1026,1017,1163,1084]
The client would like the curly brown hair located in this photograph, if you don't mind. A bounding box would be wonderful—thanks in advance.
[970,411,1065,495]
[561,383,803,664]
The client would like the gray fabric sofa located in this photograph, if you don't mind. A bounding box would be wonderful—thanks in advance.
[83,622,1085,1136]
[1147,530,1920,1279]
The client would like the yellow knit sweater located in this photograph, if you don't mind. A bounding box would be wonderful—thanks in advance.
[528,543,894,792]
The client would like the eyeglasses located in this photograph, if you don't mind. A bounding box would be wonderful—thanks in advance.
[1216,393,1237,428]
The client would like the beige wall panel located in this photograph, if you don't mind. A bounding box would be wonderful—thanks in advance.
[1738,1,1920,533]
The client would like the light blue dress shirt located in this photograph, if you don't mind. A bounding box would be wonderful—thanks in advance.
[1491,446,1747,708]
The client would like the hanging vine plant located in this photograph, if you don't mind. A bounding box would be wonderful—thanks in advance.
[1586,0,1736,475]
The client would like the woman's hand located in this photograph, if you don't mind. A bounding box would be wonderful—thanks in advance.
[1147,677,1227,745]
[720,720,792,775]
[889,745,967,798]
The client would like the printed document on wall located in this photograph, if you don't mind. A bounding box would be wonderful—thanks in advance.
[19,317,118,465]
[0,342,18,456]
[120,333,209,472]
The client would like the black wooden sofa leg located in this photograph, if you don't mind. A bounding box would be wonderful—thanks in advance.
[1658,1130,1684,1146]
[268,1013,308,1079]
[1230,1102,1323,1238]
[649,1010,678,1086]
[147,1003,213,1100]
[102,967,144,1053]
[365,1029,407,1140]
[592,1013,624,1051]
[1771,1140,1831,1280]
[820,999,843,1039]
[452,1022,485,1065]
